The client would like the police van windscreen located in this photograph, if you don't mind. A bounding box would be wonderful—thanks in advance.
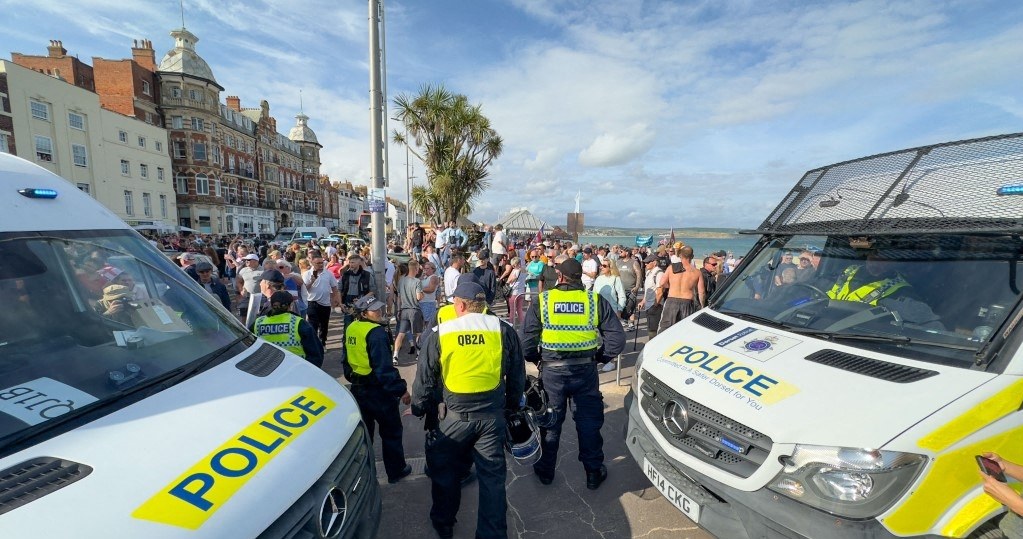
[712,234,1023,367]
[0,230,249,450]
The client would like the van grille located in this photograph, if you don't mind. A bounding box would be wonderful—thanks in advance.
[236,344,286,377]
[692,313,734,332]
[256,423,378,539]
[805,349,938,383]
[0,457,92,516]
[640,371,772,479]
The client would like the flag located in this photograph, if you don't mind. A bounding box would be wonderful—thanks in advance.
[668,227,675,246]
[535,223,545,245]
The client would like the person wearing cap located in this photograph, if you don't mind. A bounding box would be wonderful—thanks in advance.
[522,255,626,490]
[252,269,288,319]
[96,284,137,325]
[235,253,263,318]
[410,280,525,539]
[341,294,412,484]
[253,291,323,367]
[196,261,230,310]
[179,252,200,283]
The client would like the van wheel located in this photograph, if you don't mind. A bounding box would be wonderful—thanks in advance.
[968,520,1006,539]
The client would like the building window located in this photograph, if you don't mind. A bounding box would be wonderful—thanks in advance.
[155,141,163,152]
[0,133,9,154]
[120,159,130,176]
[76,183,90,195]
[213,145,221,165]
[124,190,134,215]
[138,136,146,148]
[173,141,186,159]
[157,167,165,182]
[176,174,188,194]
[189,89,200,101]
[30,100,49,121]
[191,118,204,131]
[160,194,167,217]
[118,130,127,143]
[195,173,209,195]
[145,111,154,124]
[142,80,151,96]
[143,192,152,216]
[172,116,183,129]
[193,142,206,161]
[68,112,85,130]
[34,135,53,162]
[213,178,221,197]
[171,86,181,98]
[72,144,88,167]
[140,163,148,179]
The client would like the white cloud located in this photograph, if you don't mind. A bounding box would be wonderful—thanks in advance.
[578,123,655,167]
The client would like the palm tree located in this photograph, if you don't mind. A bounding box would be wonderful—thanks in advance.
[393,85,502,223]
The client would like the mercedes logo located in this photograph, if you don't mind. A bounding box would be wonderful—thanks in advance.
[661,399,691,437]
[318,485,347,538]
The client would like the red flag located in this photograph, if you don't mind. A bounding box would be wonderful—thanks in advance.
[535,224,545,245]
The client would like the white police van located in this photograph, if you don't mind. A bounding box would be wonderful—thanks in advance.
[0,153,379,538]
[627,133,1023,538]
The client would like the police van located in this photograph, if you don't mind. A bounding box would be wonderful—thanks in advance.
[627,133,1023,538]
[0,153,379,537]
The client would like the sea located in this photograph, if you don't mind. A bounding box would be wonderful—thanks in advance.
[577,234,759,259]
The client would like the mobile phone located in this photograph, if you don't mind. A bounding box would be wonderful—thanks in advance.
[977,455,1007,482]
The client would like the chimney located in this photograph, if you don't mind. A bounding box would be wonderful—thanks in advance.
[226,96,241,112]
[47,40,67,58]
[131,38,156,71]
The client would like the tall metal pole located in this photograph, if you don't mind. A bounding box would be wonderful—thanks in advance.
[368,0,387,299]
[380,0,390,190]
[405,133,411,224]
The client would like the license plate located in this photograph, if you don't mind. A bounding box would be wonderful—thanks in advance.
[644,458,701,523]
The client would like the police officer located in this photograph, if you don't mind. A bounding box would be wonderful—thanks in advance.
[341,294,413,484]
[253,291,324,367]
[411,281,525,539]
[522,256,626,489]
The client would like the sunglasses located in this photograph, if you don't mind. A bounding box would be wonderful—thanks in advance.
[708,263,718,267]
[601,264,610,268]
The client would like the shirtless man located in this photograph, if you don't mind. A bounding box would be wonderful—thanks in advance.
[657,246,705,334]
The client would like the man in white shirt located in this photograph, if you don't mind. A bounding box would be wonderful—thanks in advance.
[490,224,507,267]
[637,254,665,338]
[302,251,340,346]
[581,247,599,291]
[443,253,465,303]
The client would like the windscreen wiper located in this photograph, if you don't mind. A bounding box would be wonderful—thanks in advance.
[716,309,788,329]
[786,327,978,351]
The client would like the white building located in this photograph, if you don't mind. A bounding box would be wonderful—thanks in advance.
[387,197,407,238]
[0,59,176,229]
[337,181,364,234]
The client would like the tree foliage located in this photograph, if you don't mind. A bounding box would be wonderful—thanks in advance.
[393,85,502,223]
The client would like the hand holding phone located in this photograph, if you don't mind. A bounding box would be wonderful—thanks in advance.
[977,455,1007,482]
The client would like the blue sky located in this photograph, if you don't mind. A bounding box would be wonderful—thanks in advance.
[3,0,1023,229]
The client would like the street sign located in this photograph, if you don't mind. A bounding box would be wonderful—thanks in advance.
[369,188,386,213]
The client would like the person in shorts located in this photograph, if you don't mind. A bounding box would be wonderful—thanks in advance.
[393,260,425,365]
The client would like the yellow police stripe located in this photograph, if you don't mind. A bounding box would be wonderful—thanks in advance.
[918,378,1023,452]
[883,424,1023,535]
[133,388,335,530]
[941,483,1023,537]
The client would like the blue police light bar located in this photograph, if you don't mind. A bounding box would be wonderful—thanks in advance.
[18,188,59,199]
[997,185,1023,196]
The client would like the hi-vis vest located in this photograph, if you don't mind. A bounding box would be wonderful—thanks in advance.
[539,289,600,351]
[827,266,909,306]
[437,313,503,394]
[345,320,378,375]
[437,303,488,325]
[254,313,304,358]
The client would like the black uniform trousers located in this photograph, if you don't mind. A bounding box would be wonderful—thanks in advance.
[425,412,507,539]
[351,385,408,481]
[533,362,604,478]
[306,302,332,346]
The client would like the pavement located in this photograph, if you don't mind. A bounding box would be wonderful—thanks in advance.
[315,302,713,539]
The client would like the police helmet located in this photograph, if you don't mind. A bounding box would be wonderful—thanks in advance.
[523,375,557,428]
[505,410,542,466]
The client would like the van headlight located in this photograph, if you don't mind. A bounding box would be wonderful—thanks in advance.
[768,445,926,519]
[632,350,647,396]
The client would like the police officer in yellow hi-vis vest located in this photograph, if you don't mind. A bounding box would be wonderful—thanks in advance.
[341,294,413,484]
[522,256,625,490]
[253,291,324,367]
[411,281,525,539]
[825,250,944,328]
